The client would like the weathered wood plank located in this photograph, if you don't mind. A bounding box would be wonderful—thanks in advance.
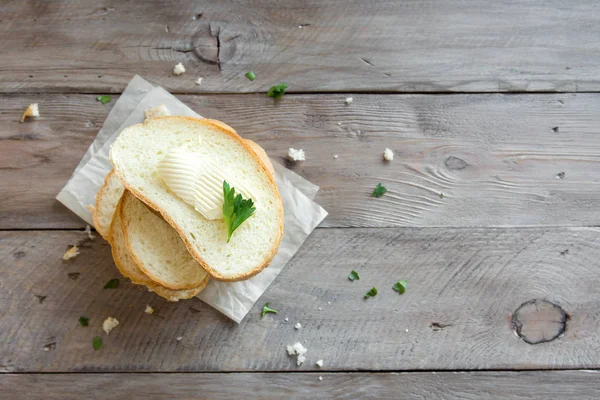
[2,93,600,229]
[3,371,600,399]
[2,228,600,372]
[2,0,599,93]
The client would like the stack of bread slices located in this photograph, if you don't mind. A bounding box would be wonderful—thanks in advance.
[93,116,284,301]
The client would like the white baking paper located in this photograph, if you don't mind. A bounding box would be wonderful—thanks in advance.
[56,76,327,323]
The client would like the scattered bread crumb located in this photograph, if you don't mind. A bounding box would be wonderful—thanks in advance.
[316,359,324,367]
[62,246,80,260]
[333,154,338,159]
[318,307,323,311]
[286,342,307,365]
[405,329,409,333]
[176,336,183,341]
[345,97,353,105]
[295,322,302,330]
[144,305,154,315]
[144,104,171,120]
[285,317,289,322]
[20,103,39,123]
[327,301,331,305]
[288,148,305,161]
[383,148,394,161]
[173,62,186,76]
[195,77,203,85]
[319,376,323,381]
[84,225,95,240]
[86,204,96,213]
[103,317,119,334]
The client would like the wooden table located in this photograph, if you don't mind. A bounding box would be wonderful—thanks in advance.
[2,1,600,398]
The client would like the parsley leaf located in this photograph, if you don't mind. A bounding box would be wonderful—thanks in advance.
[245,71,256,81]
[79,316,89,327]
[372,183,387,197]
[96,95,112,105]
[223,181,256,242]
[103,278,120,289]
[348,270,360,281]
[267,83,288,99]
[261,302,278,318]
[393,280,408,294]
[364,287,378,299]
[93,336,103,351]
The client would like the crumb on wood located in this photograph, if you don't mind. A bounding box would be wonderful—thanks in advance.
[62,246,80,260]
[144,305,154,315]
[173,62,186,76]
[84,225,95,240]
[20,103,39,123]
[195,77,203,85]
[102,317,119,334]
[295,322,302,330]
[288,148,305,162]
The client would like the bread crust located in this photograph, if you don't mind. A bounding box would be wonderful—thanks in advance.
[111,116,284,282]
[120,190,210,290]
[93,170,118,240]
[109,196,209,300]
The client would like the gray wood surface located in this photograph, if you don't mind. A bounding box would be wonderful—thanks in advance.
[2,228,600,372]
[3,93,600,229]
[3,371,600,399]
[2,0,599,93]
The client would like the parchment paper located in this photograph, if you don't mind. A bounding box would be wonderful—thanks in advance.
[56,75,327,323]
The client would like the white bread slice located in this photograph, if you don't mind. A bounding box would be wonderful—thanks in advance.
[93,170,125,240]
[120,190,210,290]
[110,117,284,281]
[109,203,207,301]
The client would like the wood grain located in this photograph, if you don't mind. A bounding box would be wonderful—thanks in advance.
[2,0,599,93]
[2,228,600,372]
[2,93,600,229]
[3,371,600,399]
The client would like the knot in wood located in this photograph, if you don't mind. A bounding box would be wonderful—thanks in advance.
[444,156,468,170]
[512,299,568,345]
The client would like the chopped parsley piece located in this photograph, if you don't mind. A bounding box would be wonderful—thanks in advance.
[222,180,256,242]
[348,270,360,281]
[372,183,387,197]
[93,336,103,351]
[266,83,288,99]
[245,71,256,81]
[103,279,120,289]
[79,316,89,327]
[261,302,278,318]
[393,280,408,294]
[364,287,378,299]
[96,95,112,105]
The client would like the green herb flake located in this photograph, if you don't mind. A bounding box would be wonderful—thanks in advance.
[96,95,112,105]
[261,302,278,318]
[266,83,288,99]
[79,316,89,327]
[93,336,103,351]
[348,270,360,282]
[222,181,256,242]
[103,278,120,289]
[439,192,444,199]
[372,183,387,198]
[364,287,378,299]
[245,71,256,81]
[393,280,408,295]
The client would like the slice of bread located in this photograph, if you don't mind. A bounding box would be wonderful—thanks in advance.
[110,117,284,281]
[93,170,125,240]
[109,207,207,301]
[120,190,211,290]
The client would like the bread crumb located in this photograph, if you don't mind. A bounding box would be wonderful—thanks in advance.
[102,317,119,334]
[405,329,409,333]
[176,336,183,341]
[294,322,302,330]
[316,359,324,367]
[345,97,353,105]
[318,307,323,311]
[383,148,394,161]
[195,77,203,85]
[319,376,323,381]
[333,154,338,159]
[84,225,95,240]
[20,103,39,123]
[285,317,289,322]
[62,246,80,260]
[86,204,96,213]
[144,105,171,120]
[286,342,307,365]
[288,148,305,161]
[173,63,186,75]
[327,301,331,305]
[144,305,154,315]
